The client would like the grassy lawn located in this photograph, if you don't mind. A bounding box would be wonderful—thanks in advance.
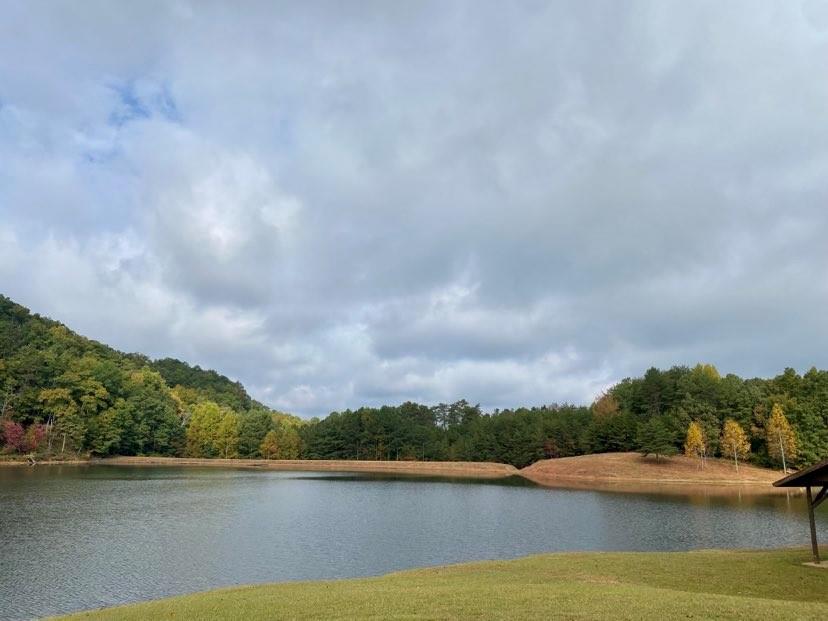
[56,549,827,621]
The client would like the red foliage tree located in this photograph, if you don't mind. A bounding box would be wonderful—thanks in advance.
[2,420,25,453]
[24,423,48,452]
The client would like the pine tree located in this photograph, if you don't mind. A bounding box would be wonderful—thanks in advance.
[684,421,706,467]
[766,404,797,473]
[720,419,750,472]
[637,418,677,461]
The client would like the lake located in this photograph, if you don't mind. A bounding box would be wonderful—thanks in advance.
[1,465,825,620]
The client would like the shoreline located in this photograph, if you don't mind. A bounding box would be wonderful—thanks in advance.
[93,455,520,479]
[519,473,798,496]
[2,452,795,496]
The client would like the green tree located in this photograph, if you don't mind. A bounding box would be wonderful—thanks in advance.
[122,369,184,455]
[86,403,124,456]
[238,409,273,458]
[214,411,240,458]
[637,418,677,461]
[38,387,84,453]
[186,401,224,457]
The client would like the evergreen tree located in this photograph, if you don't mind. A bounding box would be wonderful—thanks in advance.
[636,418,678,460]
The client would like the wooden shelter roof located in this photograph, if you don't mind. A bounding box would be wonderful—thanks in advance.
[773,457,828,488]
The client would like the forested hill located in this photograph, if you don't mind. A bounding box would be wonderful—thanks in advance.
[151,358,253,412]
[0,294,301,458]
[1,294,826,469]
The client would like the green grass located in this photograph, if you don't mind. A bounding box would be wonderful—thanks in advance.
[55,549,827,621]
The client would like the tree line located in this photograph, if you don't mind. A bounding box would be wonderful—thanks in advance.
[1,295,826,468]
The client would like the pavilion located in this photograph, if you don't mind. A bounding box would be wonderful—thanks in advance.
[773,457,828,564]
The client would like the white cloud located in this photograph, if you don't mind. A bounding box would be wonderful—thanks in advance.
[2,1,828,416]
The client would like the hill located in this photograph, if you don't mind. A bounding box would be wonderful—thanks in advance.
[0,294,299,458]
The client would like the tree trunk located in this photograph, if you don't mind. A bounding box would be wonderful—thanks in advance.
[779,432,787,474]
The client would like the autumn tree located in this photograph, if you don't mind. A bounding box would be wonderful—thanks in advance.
[592,392,620,419]
[684,421,706,467]
[720,419,750,471]
[2,419,25,452]
[259,424,301,460]
[260,430,280,459]
[766,403,797,473]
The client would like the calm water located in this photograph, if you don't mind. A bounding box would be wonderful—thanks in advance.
[1,466,825,620]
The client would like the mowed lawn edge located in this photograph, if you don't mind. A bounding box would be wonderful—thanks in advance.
[52,548,827,621]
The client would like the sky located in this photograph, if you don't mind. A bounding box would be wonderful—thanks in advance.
[2,1,828,417]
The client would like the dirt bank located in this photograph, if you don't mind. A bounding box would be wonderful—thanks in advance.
[97,456,520,479]
[0,457,88,467]
[521,452,793,496]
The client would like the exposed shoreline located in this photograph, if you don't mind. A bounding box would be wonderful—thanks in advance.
[93,455,521,479]
[0,455,518,479]
[2,452,796,496]
[521,452,795,496]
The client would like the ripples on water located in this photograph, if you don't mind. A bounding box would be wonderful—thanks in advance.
[0,465,824,620]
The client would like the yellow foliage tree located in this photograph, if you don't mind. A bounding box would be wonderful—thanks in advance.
[720,419,750,472]
[684,421,706,467]
[592,392,620,419]
[693,363,721,381]
[766,404,797,473]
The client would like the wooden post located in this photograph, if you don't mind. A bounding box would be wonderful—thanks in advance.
[806,486,820,564]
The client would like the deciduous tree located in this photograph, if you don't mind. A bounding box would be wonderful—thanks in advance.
[2,419,25,452]
[720,419,750,471]
[766,404,797,473]
[684,421,706,467]
[260,430,280,459]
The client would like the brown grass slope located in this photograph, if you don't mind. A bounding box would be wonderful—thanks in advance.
[521,452,788,495]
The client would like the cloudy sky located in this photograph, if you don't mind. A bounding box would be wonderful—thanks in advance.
[2,1,828,416]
